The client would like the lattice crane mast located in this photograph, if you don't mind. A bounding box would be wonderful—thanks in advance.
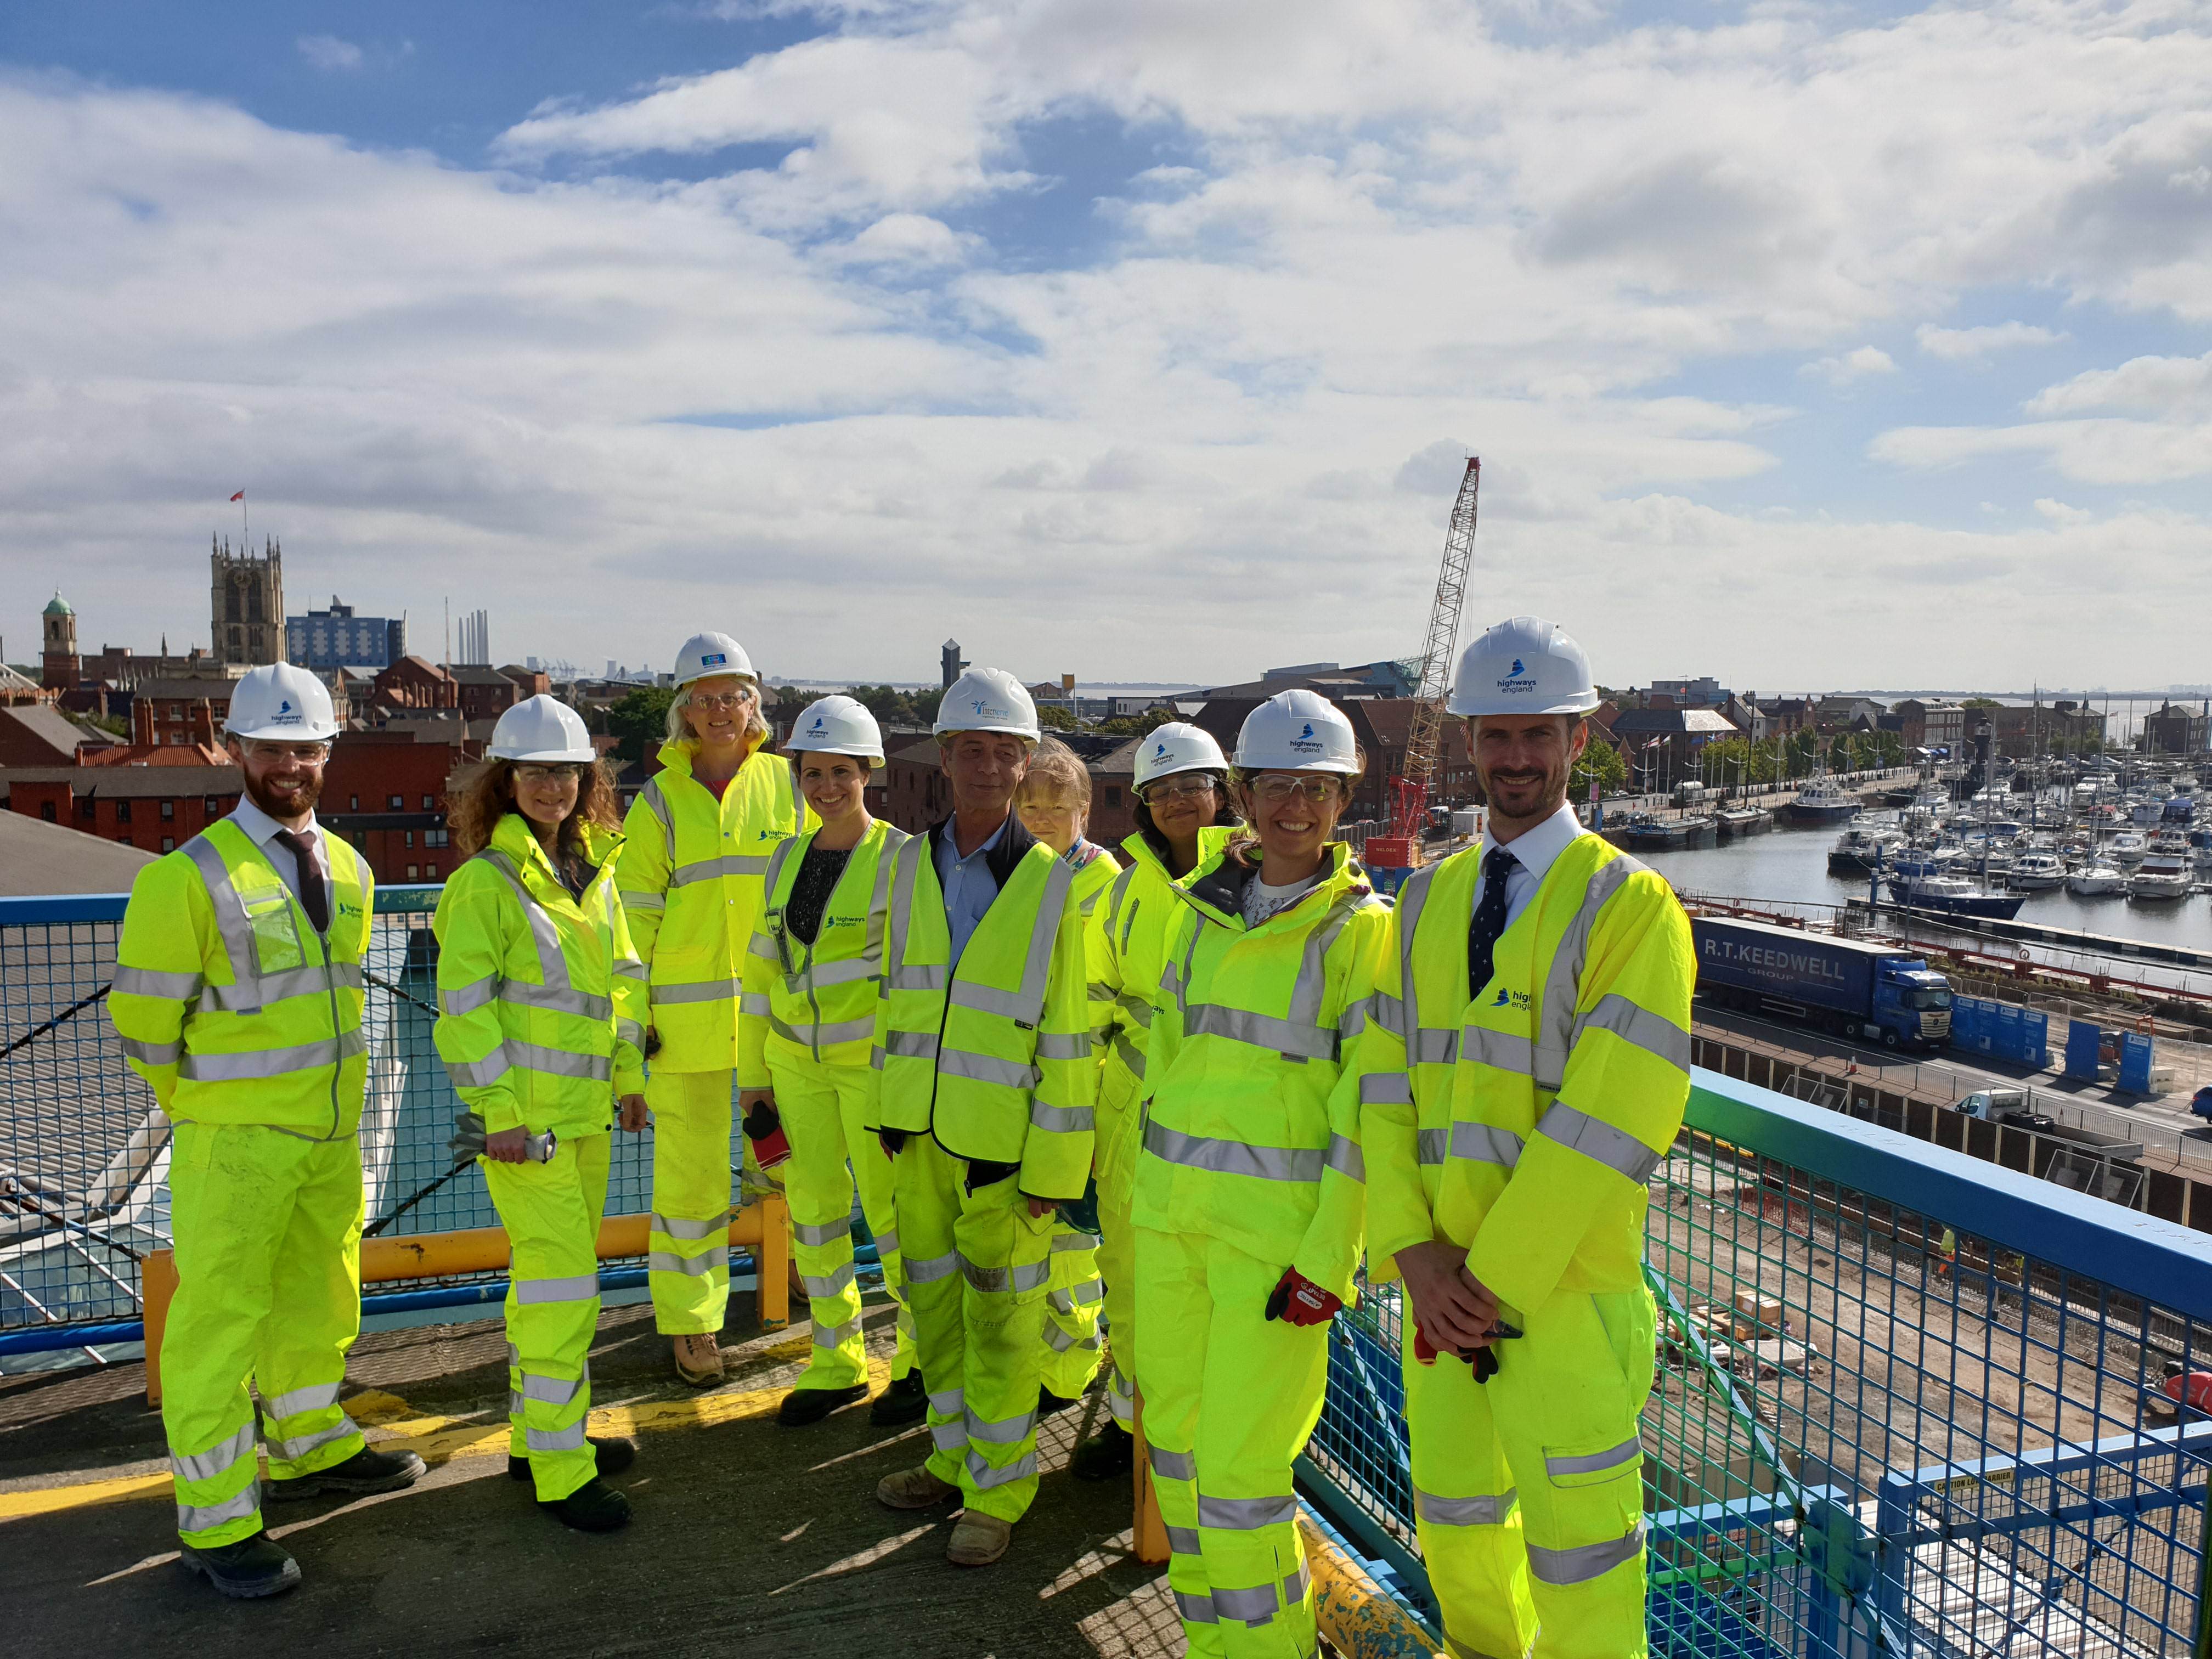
[1387,456,1480,851]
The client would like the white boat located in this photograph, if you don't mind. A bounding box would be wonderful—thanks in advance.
[2107,831,2148,867]
[2131,797,2166,827]
[2009,852,2066,890]
[2066,861,2126,896]
[2127,852,2192,901]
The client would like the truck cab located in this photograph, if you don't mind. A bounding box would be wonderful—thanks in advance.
[1871,961,1952,1048]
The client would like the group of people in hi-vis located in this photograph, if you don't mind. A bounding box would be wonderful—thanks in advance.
[113,611,1695,1659]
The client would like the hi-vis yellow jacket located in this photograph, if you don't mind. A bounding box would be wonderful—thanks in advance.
[111,816,373,1139]
[432,814,648,1140]
[1356,832,1694,1316]
[1131,842,1389,1301]
[1087,827,1237,1112]
[737,818,911,1086]
[868,817,1096,1200]
[617,736,810,1071]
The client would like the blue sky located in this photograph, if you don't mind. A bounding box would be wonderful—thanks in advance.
[4,1,2210,691]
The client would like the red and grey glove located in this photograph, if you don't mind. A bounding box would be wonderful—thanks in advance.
[1265,1268,1344,1327]
[742,1100,792,1170]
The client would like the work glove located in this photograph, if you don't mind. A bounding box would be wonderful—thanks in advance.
[1265,1268,1344,1327]
[1412,1318,1521,1379]
[742,1099,792,1171]
[449,1110,556,1165]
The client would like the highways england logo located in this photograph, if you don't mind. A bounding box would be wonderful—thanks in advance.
[1494,657,1539,695]
[1153,741,1170,760]
[808,715,828,735]
[1491,985,1532,1011]
[1288,720,1323,754]
[701,652,727,668]
[274,699,300,725]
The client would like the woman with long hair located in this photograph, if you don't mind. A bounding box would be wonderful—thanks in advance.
[1133,690,1387,1657]
[433,695,647,1533]
[615,633,809,1386]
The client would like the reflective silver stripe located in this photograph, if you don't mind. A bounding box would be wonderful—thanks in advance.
[497,980,612,1020]
[520,1372,585,1406]
[508,1390,526,1417]
[651,1209,731,1242]
[1417,1127,1448,1165]
[1462,1026,1535,1076]
[470,849,574,996]
[1212,1582,1285,1621]
[1536,1101,1662,1184]
[874,1227,899,1257]
[1546,1438,1642,1480]
[1572,991,1691,1073]
[887,965,949,991]
[772,1014,876,1047]
[1451,1121,1523,1170]
[1087,979,1118,1003]
[1018,859,1076,1026]
[112,964,203,1000]
[616,1018,644,1047]
[1445,1638,1520,1659]
[814,1317,862,1347]
[803,958,879,989]
[262,1381,342,1422]
[1363,990,1405,1037]
[1050,1231,1097,1252]
[939,1047,1036,1090]
[120,1035,184,1066]
[801,1264,856,1299]
[1029,1100,1093,1133]
[746,995,777,1018]
[1417,1487,1517,1526]
[183,832,264,984]
[1144,1120,1322,1184]
[177,1484,262,1533]
[1286,889,1365,1030]
[445,1051,510,1089]
[268,1417,359,1464]
[883,1029,940,1062]
[1113,1032,1147,1077]
[669,854,772,886]
[650,977,743,1005]
[1068,1278,1103,1304]
[179,1028,366,1081]
[506,1040,612,1081]
[441,976,499,1015]
[905,1249,962,1284]
[195,961,365,1012]
[1044,1321,1079,1352]
[613,958,647,982]
[1150,1444,1196,1481]
[1395,861,1442,1061]
[1410,1027,1460,1065]
[1184,1002,1336,1062]
[950,980,1028,1019]
[966,1449,1039,1489]
[929,1387,964,1417]
[1166,1525,1203,1555]
[527,1421,590,1453]
[1199,1493,1296,1530]
[1527,1520,1646,1585]
[641,777,674,860]
[960,1255,1049,1294]
[1035,1031,1091,1062]
[1116,992,1155,1029]
[517,1274,599,1304]
[748,933,781,960]
[648,1247,728,1276]
[1535,852,1647,1092]
[1338,1000,1367,1039]
[1324,1133,1365,1181]
[172,1422,256,1485]
[931,1418,966,1452]
[1359,1071,1412,1106]
[1175,1589,1218,1624]
[966,1408,1037,1445]
[793,1218,848,1247]
[621,890,665,914]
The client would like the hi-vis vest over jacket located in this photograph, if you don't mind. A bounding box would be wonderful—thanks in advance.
[617,737,810,1071]
[112,816,374,1138]
[868,817,1096,1200]
[1356,832,1694,1316]
[737,817,911,1086]
[432,814,648,1141]
[1131,841,1389,1301]
[1087,827,1237,1109]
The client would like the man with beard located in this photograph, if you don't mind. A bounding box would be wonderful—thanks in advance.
[1353,617,1693,1659]
[112,663,423,1599]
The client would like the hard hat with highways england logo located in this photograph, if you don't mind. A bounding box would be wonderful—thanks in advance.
[788,694,885,765]
[933,667,1040,742]
[224,662,340,742]
[1233,689,1359,774]
[1447,616,1600,718]
[673,632,757,689]
[1133,721,1229,791]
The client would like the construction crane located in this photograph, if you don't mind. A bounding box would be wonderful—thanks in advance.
[1382,456,1480,862]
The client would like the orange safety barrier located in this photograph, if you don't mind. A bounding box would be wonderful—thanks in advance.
[141,1194,789,1405]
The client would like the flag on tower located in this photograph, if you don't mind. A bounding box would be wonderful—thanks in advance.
[229,490,245,502]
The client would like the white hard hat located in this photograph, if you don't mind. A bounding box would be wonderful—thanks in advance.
[1134,722,1229,791]
[225,662,339,742]
[789,694,884,764]
[673,631,757,689]
[934,667,1040,742]
[1447,616,1600,718]
[1233,689,1359,774]
[489,695,596,763]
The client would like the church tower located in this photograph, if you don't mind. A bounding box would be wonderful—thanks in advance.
[41,591,80,690]
[211,535,286,667]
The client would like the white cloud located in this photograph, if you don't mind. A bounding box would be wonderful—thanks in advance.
[1915,321,2067,360]
[2034,498,2091,524]
[1869,418,2212,484]
[1802,347,1898,386]
[296,35,365,72]
[2026,349,2212,417]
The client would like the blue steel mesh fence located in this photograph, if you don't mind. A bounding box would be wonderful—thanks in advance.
[1,891,746,1338]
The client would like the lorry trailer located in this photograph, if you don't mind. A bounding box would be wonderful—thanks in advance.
[1692,915,1954,1051]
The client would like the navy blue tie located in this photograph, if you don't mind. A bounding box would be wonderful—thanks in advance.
[1467,848,1517,997]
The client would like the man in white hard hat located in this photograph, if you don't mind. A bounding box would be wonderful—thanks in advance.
[867,667,1096,1566]
[1353,617,1693,1659]
[111,662,424,1599]
[616,633,809,1386]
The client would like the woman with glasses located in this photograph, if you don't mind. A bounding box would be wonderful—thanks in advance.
[1068,723,1237,1480]
[433,695,647,1532]
[1132,690,1389,1658]
[615,634,809,1386]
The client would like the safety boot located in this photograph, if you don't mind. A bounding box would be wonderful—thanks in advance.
[869,1370,928,1426]
[1070,1421,1135,1482]
[510,1436,636,1483]
[875,1463,959,1510]
[543,1476,632,1532]
[946,1511,1012,1567]
[178,1532,301,1599]
[778,1384,867,1426]
[266,1443,426,1501]
[672,1333,724,1387]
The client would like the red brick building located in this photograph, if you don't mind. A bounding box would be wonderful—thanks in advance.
[132,677,235,748]
[3,764,242,856]
[321,730,464,883]
[373,655,459,710]
[0,704,89,768]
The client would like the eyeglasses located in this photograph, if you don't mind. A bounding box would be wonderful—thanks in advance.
[1248,775,1345,805]
[1142,776,1217,804]
[515,764,585,785]
[687,691,754,712]
[245,741,329,763]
